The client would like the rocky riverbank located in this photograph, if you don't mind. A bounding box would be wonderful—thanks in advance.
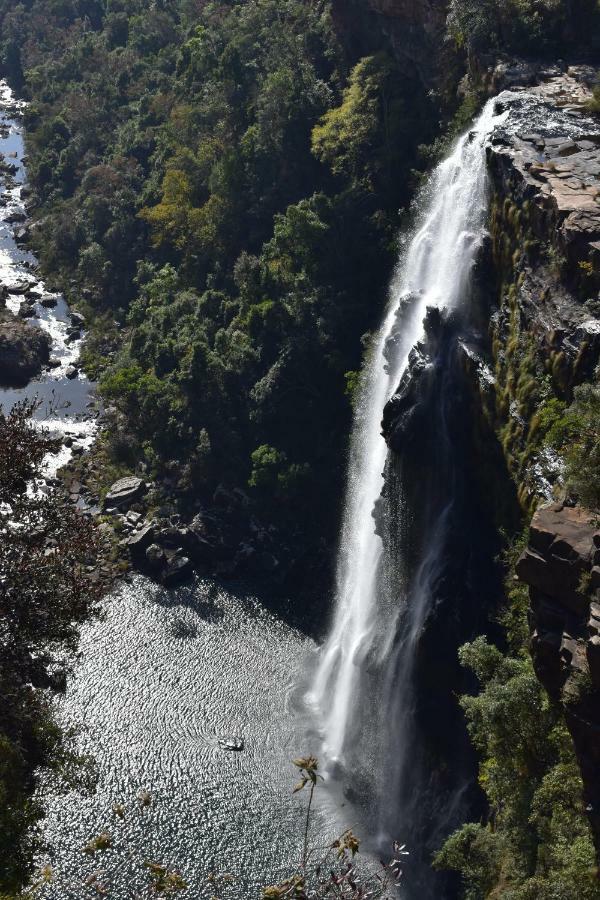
[0,306,49,385]
[63,462,299,591]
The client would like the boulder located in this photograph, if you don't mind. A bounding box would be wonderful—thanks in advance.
[184,529,220,566]
[65,365,78,380]
[5,210,26,224]
[127,522,156,556]
[0,314,50,386]
[145,543,166,572]
[516,504,595,615]
[40,295,57,308]
[103,476,146,510]
[162,554,193,587]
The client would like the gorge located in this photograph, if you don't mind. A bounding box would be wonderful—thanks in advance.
[1,2,600,899]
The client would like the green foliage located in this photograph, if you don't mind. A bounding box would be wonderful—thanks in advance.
[312,53,398,186]
[559,383,600,510]
[249,445,311,506]
[436,632,597,897]
[0,404,104,892]
[0,0,439,543]
[447,0,600,57]
[538,381,600,510]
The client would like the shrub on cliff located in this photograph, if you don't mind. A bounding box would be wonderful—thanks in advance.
[436,550,598,899]
[535,381,600,511]
[560,383,600,510]
[447,0,600,58]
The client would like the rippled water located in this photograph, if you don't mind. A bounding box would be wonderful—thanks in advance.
[39,576,330,898]
[0,79,337,896]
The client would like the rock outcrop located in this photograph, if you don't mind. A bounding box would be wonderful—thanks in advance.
[517,503,600,855]
[0,311,50,386]
[103,475,146,510]
[483,68,600,509]
[489,70,600,289]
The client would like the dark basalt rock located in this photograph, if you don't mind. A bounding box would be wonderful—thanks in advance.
[518,503,600,856]
[145,543,166,572]
[126,522,156,556]
[382,306,451,456]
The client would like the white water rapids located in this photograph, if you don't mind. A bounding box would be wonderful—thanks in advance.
[308,97,509,820]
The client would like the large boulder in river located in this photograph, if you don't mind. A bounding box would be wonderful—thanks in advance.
[103,476,146,510]
[162,554,193,587]
[127,522,156,558]
[0,313,50,386]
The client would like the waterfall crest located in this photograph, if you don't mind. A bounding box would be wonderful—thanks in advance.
[308,96,509,885]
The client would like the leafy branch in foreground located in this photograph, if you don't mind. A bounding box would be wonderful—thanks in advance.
[0,401,106,894]
[262,757,408,899]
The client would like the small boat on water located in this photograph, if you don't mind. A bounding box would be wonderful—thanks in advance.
[218,736,244,752]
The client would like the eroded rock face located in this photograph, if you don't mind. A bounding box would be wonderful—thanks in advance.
[485,67,600,506]
[489,70,600,289]
[517,503,600,854]
[353,0,446,82]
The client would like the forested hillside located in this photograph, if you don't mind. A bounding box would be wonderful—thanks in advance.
[0,0,451,589]
[2,0,598,585]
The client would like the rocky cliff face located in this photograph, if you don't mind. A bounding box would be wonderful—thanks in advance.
[484,67,600,509]
[484,66,600,853]
[517,503,600,854]
[333,0,447,83]
[380,61,600,866]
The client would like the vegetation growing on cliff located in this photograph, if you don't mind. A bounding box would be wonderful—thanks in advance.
[539,381,600,510]
[436,545,598,900]
[447,0,600,57]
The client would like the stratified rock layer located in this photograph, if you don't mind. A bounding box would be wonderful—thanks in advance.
[517,503,600,855]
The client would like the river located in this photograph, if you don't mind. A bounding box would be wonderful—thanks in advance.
[39,577,320,898]
[0,82,329,898]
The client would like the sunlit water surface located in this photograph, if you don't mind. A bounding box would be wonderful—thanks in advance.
[38,576,329,899]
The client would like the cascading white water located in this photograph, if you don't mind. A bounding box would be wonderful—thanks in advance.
[308,96,508,769]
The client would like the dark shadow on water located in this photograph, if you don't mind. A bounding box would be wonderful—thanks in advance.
[150,572,326,639]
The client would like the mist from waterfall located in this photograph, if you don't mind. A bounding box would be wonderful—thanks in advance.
[307,96,509,884]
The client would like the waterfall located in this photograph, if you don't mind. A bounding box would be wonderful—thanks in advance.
[308,97,509,886]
